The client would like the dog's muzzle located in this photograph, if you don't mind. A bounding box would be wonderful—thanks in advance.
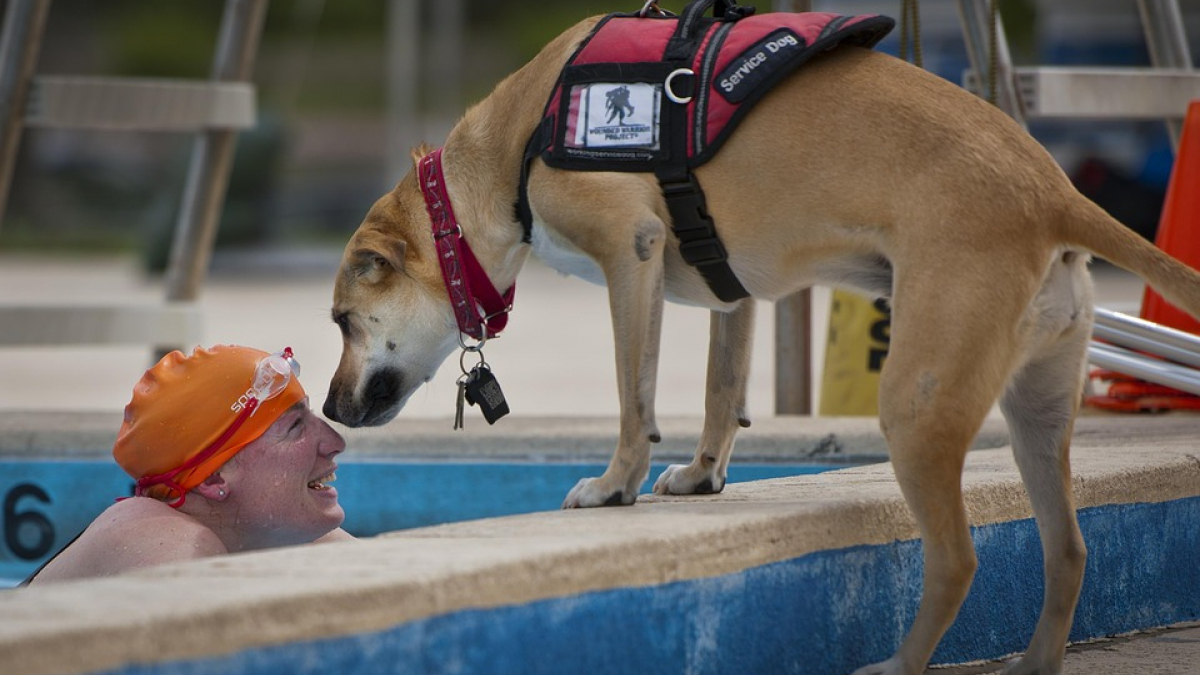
[324,368,404,427]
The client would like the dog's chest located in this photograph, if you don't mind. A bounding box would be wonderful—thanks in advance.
[529,220,607,286]
[528,217,742,307]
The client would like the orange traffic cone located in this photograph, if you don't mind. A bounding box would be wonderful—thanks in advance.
[1140,100,1200,334]
[1088,100,1200,413]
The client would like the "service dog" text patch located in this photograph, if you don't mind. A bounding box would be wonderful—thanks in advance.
[716,29,804,103]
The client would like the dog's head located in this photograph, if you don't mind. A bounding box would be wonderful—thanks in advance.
[324,149,460,427]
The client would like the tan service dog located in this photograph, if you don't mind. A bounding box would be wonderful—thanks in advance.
[324,13,1200,675]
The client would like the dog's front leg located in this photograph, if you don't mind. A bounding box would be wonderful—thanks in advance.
[562,218,666,508]
[653,300,754,495]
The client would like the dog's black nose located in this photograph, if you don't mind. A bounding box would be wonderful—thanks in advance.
[322,392,342,424]
[361,368,403,426]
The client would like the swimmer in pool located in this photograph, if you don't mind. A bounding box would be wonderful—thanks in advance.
[24,345,354,585]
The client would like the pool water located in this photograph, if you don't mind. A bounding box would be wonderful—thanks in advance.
[337,460,842,536]
[0,459,845,583]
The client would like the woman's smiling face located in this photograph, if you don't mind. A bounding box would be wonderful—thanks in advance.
[218,399,347,550]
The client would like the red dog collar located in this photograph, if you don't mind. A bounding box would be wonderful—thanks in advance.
[418,147,515,342]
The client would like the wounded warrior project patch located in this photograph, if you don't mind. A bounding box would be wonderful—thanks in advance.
[569,82,661,150]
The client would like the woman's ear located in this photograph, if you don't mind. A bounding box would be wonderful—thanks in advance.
[194,474,230,502]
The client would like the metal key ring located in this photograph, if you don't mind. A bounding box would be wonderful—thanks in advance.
[457,330,488,353]
[459,347,486,376]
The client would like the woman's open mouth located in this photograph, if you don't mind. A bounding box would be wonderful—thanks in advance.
[307,471,336,491]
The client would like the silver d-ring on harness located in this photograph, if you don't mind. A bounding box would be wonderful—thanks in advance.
[664,68,695,104]
[637,0,675,18]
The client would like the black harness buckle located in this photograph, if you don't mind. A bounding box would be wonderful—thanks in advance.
[661,175,729,267]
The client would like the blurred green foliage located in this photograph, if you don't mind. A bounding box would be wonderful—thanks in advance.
[1000,0,1038,64]
[481,2,612,63]
[103,2,222,78]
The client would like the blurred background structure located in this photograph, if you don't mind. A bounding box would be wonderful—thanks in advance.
[0,0,1196,417]
[4,0,1197,260]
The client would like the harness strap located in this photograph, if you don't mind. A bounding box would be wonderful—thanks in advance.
[658,1,750,302]
[516,118,552,243]
[656,165,749,302]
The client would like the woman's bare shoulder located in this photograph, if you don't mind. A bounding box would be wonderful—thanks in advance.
[99,498,227,557]
[30,498,226,583]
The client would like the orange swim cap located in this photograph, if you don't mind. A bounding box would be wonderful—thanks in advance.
[112,345,306,504]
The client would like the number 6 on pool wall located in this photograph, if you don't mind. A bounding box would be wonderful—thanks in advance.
[4,483,55,561]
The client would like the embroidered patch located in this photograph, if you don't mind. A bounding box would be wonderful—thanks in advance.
[568,82,660,150]
[715,29,805,103]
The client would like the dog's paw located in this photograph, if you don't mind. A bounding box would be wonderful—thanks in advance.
[652,463,725,495]
[562,477,636,509]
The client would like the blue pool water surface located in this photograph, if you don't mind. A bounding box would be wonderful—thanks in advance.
[0,459,844,582]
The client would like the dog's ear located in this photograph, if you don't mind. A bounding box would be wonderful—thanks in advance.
[348,237,407,284]
[410,143,435,166]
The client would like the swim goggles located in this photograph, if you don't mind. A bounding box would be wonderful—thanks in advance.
[233,347,302,416]
[134,347,301,507]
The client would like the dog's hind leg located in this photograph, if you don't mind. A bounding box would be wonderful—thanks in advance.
[996,254,1092,675]
[853,252,1041,675]
[653,299,755,495]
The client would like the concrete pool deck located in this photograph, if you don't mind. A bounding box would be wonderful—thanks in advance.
[2,412,1198,675]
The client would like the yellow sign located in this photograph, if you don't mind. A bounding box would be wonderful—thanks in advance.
[820,290,890,415]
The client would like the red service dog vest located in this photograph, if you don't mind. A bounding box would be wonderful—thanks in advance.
[518,1,894,302]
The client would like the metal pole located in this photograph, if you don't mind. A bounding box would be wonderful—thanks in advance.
[1093,322,1200,370]
[164,0,269,302]
[430,0,462,119]
[772,0,813,415]
[1089,342,1200,397]
[956,0,1027,127]
[1095,307,1200,357]
[0,0,51,231]
[385,0,420,189]
[1137,0,1193,148]
[775,289,812,415]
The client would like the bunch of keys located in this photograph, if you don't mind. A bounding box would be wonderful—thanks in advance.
[454,359,509,430]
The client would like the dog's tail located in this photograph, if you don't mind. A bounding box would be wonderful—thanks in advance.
[1058,195,1200,320]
